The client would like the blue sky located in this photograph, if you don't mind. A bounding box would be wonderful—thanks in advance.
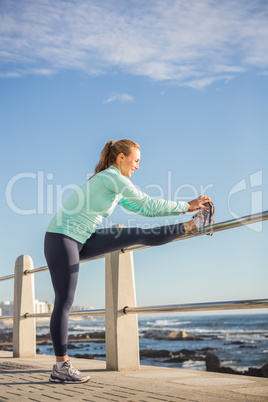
[1,0,267,312]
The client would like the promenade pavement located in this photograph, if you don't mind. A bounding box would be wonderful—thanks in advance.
[0,351,268,401]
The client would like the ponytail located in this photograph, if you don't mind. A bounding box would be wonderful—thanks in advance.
[88,139,140,180]
[94,140,116,174]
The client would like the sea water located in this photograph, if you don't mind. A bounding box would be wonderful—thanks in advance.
[35,313,268,371]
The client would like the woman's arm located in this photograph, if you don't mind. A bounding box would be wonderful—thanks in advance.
[102,171,189,215]
[102,170,211,216]
[118,196,187,217]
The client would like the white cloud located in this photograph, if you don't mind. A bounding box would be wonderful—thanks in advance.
[0,71,21,78]
[0,0,268,88]
[184,75,234,90]
[103,94,134,104]
[212,66,246,74]
[0,68,55,78]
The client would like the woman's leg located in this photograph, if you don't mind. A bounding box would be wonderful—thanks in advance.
[80,220,196,261]
[44,232,83,360]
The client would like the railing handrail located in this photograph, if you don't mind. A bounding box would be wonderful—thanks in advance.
[0,210,267,281]
[123,298,268,315]
[24,308,105,319]
[119,209,268,254]
[5,299,268,321]
[1,209,267,367]
[0,210,267,322]
[21,210,268,274]
[0,315,13,320]
[0,274,15,282]
[0,309,106,321]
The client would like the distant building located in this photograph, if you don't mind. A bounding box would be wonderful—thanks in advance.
[0,301,99,318]
[35,300,49,314]
[70,305,102,320]
[0,300,54,316]
[71,305,95,312]
[0,301,13,316]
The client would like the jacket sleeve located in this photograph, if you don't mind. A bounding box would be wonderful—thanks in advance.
[118,196,187,217]
[101,171,189,216]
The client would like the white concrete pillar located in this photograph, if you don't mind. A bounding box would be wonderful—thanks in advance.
[105,248,140,371]
[13,255,36,358]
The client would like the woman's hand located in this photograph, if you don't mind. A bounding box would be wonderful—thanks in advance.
[187,195,212,212]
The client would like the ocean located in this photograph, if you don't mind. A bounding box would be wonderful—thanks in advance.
[35,312,268,372]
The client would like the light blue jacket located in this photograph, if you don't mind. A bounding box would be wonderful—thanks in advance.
[46,165,189,243]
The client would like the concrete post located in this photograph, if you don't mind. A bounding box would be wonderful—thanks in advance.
[105,248,140,371]
[13,255,36,358]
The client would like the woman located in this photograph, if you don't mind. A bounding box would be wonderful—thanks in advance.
[44,139,213,383]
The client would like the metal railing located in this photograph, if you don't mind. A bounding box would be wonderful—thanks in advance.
[1,210,266,281]
[123,298,268,315]
[24,309,105,319]
[120,210,268,254]
[0,209,267,316]
[0,210,267,369]
[0,273,14,282]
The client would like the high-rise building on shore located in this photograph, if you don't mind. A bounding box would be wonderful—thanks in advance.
[0,300,53,316]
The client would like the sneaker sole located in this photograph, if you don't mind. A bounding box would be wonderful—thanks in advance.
[203,202,214,236]
[49,376,90,384]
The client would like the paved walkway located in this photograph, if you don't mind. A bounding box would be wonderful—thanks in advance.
[0,351,268,401]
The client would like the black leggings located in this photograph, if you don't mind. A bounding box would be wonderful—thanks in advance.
[44,223,185,356]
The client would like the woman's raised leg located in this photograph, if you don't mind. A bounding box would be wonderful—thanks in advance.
[80,220,196,261]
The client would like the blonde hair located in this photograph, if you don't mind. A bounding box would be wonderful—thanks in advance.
[89,139,140,179]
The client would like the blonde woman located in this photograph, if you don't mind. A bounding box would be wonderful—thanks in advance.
[45,139,213,383]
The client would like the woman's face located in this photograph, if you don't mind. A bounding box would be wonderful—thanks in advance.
[116,147,140,178]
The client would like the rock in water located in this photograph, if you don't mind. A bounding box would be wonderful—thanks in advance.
[140,350,173,359]
[141,329,199,340]
[205,352,267,378]
[167,331,196,340]
[205,352,221,372]
[262,364,268,378]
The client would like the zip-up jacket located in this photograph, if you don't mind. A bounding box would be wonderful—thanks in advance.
[46,165,189,243]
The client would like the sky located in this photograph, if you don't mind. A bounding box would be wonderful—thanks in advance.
[0,0,267,314]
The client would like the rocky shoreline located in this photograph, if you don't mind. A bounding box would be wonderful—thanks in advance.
[1,330,267,378]
[0,329,199,348]
[0,330,106,347]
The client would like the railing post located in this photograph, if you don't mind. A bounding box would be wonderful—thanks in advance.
[13,255,36,358]
[105,245,140,371]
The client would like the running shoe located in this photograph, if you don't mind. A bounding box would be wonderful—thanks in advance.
[192,202,214,236]
[49,360,90,384]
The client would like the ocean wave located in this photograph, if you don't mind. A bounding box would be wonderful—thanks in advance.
[222,360,235,365]
[188,328,267,335]
[140,327,267,337]
[144,319,192,328]
[69,324,105,332]
[182,360,206,371]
